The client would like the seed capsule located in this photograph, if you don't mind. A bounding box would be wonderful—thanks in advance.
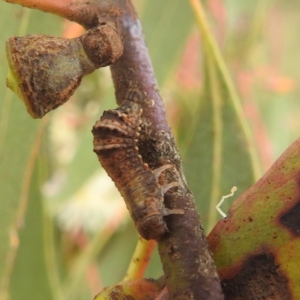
[6,23,123,118]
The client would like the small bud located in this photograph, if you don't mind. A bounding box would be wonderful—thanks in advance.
[6,23,123,118]
[80,23,123,68]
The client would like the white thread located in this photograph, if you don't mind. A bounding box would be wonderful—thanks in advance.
[216,186,237,218]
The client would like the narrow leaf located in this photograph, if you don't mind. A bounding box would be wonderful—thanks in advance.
[141,0,193,86]
[180,0,262,231]
[9,156,54,300]
[0,3,62,297]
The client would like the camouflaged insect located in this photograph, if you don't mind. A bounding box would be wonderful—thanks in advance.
[92,90,182,240]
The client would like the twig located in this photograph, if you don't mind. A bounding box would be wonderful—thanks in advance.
[108,2,223,298]
[123,238,157,281]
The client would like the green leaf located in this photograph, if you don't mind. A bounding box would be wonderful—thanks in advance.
[9,156,57,300]
[97,223,138,288]
[140,0,194,86]
[179,0,262,232]
[208,138,300,298]
[0,3,62,297]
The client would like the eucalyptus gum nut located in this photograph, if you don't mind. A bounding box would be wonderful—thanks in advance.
[93,278,163,300]
[6,24,123,118]
[80,23,123,68]
[6,35,92,118]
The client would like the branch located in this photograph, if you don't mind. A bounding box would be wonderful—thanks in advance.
[5,0,224,298]
[111,2,223,299]
[5,0,127,29]
[108,3,223,297]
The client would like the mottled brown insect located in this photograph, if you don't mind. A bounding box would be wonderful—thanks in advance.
[92,90,182,240]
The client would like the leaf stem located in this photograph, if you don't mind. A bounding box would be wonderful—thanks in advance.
[123,237,156,281]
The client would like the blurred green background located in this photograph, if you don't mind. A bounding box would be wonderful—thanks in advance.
[1,0,300,299]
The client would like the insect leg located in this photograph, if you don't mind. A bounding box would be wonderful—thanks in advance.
[153,164,184,216]
[162,206,184,216]
[161,181,184,216]
[153,164,173,178]
[153,164,180,193]
[161,181,178,194]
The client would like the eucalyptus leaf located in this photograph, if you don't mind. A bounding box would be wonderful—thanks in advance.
[180,1,261,232]
[141,0,194,86]
[0,4,62,295]
[9,159,55,300]
[208,137,300,298]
